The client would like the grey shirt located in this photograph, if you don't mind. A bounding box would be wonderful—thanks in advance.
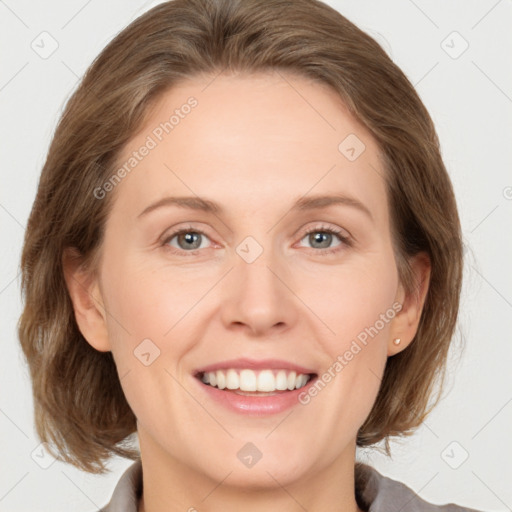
[100,460,482,511]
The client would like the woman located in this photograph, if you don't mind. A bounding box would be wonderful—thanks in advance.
[18,0,481,510]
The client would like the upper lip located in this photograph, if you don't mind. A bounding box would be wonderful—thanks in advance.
[194,358,317,376]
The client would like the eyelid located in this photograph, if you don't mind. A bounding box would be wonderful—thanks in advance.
[297,222,351,240]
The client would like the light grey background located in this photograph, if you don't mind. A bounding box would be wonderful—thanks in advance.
[1,0,511,510]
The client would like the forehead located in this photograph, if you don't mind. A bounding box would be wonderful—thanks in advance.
[110,72,387,223]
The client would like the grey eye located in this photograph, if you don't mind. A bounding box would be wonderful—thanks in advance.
[167,231,210,251]
[307,232,333,249]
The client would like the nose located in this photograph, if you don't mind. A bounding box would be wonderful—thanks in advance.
[220,247,299,337]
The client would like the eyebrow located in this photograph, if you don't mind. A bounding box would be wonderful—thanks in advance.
[137,194,373,220]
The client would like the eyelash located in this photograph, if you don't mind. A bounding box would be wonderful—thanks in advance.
[161,224,352,257]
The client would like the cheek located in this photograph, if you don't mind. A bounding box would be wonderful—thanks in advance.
[97,259,200,428]
[291,253,398,428]
[97,254,225,417]
[294,253,399,354]
[100,254,217,344]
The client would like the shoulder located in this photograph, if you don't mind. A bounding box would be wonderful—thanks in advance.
[355,462,483,512]
[99,460,143,512]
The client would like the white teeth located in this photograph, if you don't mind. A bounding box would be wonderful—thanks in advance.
[296,374,308,389]
[216,370,226,390]
[200,369,312,392]
[225,369,238,390]
[257,370,275,392]
[240,369,257,391]
[275,370,288,390]
[287,371,296,390]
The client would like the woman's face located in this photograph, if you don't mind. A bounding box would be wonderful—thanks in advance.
[90,72,409,487]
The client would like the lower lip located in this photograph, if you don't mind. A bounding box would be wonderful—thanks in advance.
[194,375,318,416]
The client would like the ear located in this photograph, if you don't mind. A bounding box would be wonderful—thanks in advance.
[388,252,431,356]
[62,248,111,352]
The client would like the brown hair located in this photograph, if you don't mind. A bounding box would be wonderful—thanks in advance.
[18,0,462,473]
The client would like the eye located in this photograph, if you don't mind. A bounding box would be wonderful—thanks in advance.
[297,225,351,255]
[162,226,212,253]
[161,224,351,256]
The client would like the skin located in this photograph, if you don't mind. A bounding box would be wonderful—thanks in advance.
[64,71,430,512]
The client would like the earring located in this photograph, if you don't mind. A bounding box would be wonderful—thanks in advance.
[392,338,401,346]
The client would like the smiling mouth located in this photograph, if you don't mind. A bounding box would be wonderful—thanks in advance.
[195,368,317,395]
